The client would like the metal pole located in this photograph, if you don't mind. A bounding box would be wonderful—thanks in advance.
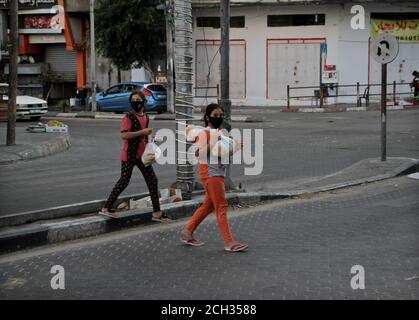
[356,82,360,107]
[393,80,396,106]
[381,63,387,161]
[287,85,290,109]
[90,0,97,112]
[7,0,18,146]
[165,0,175,114]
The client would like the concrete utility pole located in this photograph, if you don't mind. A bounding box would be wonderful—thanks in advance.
[7,0,18,146]
[90,0,97,112]
[173,0,194,199]
[219,0,235,190]
[165,0,175,114]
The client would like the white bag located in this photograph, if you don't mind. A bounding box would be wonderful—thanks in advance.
[211,135,238,158]
[186,125,206,141]
[141,136,161,166]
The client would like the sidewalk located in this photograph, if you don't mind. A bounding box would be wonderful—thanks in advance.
[0,157,417,253]
[0,125,71,165]
[0,173,418,299]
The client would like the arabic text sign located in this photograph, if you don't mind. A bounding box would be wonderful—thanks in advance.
[0,0,57,9]
[371,19,419,43]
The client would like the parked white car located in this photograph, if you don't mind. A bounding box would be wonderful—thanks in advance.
[0,83,48,121]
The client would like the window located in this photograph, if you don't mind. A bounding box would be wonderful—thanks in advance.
[196,16,245,28]
[106,85,123,95]
[123,84,142,93]
[231,16,245,28]
[267,14,325,27]
[147,85,166,92]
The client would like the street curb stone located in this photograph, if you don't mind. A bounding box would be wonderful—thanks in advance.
[43,104,419,121]
[0,134,71,165]
[282,105,419,113]
[44,112,265,122]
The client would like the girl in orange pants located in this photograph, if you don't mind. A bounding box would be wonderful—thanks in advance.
[181,103,248,252]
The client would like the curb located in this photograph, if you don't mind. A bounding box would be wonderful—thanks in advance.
[0,157,417,254]
[281,105,419,113]
[44,113,265,122]
[44,104,419,119]
[0,189,206,228]
[0,134,71,165]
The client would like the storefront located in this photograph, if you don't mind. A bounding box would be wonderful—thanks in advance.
[0,0,89,100]
[192,0,419,107]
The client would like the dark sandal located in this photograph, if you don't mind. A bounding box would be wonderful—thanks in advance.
[151,212,173,223]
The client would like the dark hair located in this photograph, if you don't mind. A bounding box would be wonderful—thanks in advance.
[129,91,146,102]
[204,103,224,126]
[413,71,418,76]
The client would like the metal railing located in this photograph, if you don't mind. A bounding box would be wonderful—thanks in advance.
[193,84,219,98]
[287,82,415,109]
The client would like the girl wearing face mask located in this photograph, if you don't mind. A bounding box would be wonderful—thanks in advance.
[99,91,171,223]
[180,103,248,252]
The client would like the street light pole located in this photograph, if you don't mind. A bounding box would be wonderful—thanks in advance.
[7,0,18,146]
[90,0,97,112]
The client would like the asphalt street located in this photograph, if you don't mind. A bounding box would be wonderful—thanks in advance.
[0,109,418,215]
[0,175,418,299]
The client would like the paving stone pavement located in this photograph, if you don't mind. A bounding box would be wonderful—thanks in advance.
[0,176,418,300]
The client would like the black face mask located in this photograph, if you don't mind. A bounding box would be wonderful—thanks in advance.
[131,101,144,112]
[208,116,223,128]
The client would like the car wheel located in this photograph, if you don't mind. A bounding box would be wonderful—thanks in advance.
[30,116,41,121]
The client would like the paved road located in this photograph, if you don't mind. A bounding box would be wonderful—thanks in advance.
[0,175,418,299]
[0,109,418,215]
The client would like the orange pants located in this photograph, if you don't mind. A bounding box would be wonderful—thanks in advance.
[185,176,233,244]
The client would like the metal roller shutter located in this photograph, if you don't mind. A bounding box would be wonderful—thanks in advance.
[45,44,77,82]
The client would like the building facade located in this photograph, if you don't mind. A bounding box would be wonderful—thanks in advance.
[191,0,419,107]
[0,0,131,103]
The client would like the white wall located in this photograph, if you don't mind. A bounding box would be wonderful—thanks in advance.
[192,2,419,107]
[131,67,152,82]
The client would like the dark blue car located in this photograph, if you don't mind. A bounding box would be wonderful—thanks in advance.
[89,82,167,113]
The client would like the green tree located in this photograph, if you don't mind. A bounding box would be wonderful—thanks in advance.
[95,0,165,80]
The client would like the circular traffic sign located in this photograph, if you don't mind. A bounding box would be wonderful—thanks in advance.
[371,33,399,64]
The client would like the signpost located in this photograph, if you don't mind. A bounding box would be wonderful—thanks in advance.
[371,33,399,162]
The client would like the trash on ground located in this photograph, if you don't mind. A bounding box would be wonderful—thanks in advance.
[407,172,419,180]
[117,202,129,210]
[398,100,413,106]
[129,188,183,210]
[26,123,46,133]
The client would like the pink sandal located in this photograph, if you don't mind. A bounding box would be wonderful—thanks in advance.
[181,237,205,247]
[224,243,248,252]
